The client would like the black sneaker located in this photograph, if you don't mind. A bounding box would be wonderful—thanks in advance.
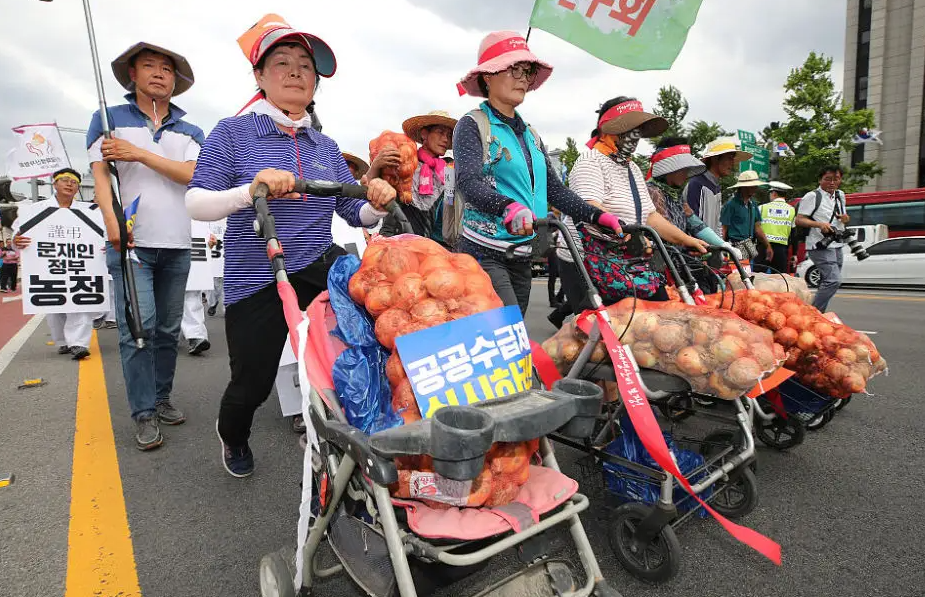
[291,414,307,434]
[57,345,71,355]
[216,420,254,478]
[135,416,163,451]
[93,317,104,330]
[188,338,211,355]
[155,400,186,425]
[70,346,91,360]
[103,320,118,329]
[207,305,217,317]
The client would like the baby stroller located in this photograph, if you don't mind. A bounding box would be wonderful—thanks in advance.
[540,216,779,582]
[250,180,622,597]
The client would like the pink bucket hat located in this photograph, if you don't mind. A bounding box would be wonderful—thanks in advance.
[457,31,553,97]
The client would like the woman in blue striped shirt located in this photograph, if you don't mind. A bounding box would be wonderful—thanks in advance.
[186,18,395,478]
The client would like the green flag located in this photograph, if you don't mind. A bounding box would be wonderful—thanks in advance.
[528,0,705,71]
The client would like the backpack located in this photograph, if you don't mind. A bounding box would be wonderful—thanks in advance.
[442,109,541,248]
[793,189,843,243]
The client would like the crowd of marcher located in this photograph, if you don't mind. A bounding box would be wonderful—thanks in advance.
[7,14,852,478]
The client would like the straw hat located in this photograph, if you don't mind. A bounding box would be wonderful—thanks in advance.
[457,31,553,98]
[111,42,195,96]
[702,136,752,163]
[402,110,458,144]
[237,13,336,77]
[729,170,767,188]
[342,152,369,178]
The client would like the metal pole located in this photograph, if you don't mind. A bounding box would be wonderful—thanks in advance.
[53,121,85,202]
[525,27,532,43]
[80,0,146,348]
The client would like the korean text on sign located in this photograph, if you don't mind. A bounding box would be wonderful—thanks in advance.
[19,206,109,315]
[395,306,533,419]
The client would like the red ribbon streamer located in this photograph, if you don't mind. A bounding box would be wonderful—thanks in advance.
[586,100,644,148]
[592,309,782,565]
[530,340,563,390]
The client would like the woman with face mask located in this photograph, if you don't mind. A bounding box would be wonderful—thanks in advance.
[558,97,708,309]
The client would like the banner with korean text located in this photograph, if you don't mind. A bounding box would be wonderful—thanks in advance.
[395,306,533,419]
[529,0,705,71]
[18,205,109,314]
[5,123,71,180]
[186,220,215,291]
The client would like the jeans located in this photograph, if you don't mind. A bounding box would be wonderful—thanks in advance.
[808,248,843,313]
[107,245,191,420]
[219,245,344,448]
[474,252,533,315]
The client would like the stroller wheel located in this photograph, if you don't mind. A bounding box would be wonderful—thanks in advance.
[805,410,834,431]
[755,416,806,451]
[259,548,296,597]
[835,396,852,411]
[710,467,758,519]
[609,503,681,583]
[699,430,757,472]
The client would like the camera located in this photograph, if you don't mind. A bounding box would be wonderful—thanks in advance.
[816,228,869,261]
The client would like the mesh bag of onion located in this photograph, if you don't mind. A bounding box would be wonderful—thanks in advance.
[704,289,887,399]
[348,235,535,507]
[541,299,786,400]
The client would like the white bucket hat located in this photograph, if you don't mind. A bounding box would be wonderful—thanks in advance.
[729,170,767,188]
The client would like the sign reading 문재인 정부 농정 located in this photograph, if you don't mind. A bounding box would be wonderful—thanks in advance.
[5,123,70,180]
[394,306,533,419]
[186,220,215,291]
[18,205,109,315]
[209,220,225,278]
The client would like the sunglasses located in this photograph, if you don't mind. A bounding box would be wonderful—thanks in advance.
[507,64,538,82]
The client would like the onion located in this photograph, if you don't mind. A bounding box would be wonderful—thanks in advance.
[632,313,661,339]
[676,346,708,376]
[378,247,420,281]
[375,308,412,350]
[773,342,786,361]
[773,327,799,348]
[464,272,494,296]
[410,298,449,323]
[836,348,858,364]
[392,273,428,310]
[562,341,582,363]
[855,343,872,362]
[591,342,607,363]
[419,255,452,277]
[750,342,777,370]
[631,342,659,369]
[386,351,407,386]
[708,372,741,400]
[365,282,394,317]
[451,253,482,273]
[745,302,770,323]
[726,357,762,388]
[797,331,818,352]
[424,268,465,300]
[653,324,688,353]
[712,335,748,364]
[787,314,808,331]
[842,372,866,394]
[785,347,803,369]
[821,335,841,354]
[823,360,850,382]
[813,322,835,337]
[778,302,802,318]
[765,311,787,331]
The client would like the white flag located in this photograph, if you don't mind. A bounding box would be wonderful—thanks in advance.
[852,128,883,145]
[5,123,70,180]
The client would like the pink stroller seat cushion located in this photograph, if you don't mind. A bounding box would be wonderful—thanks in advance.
[392,466,578,541]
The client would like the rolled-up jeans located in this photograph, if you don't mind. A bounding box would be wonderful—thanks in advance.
[808,247,843,313]
[107,245,191,420]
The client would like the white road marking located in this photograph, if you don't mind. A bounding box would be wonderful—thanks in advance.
[855,330,878,335]
[2,296,22,303]
[0,315,45,378]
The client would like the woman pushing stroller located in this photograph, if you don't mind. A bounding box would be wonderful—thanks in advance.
[185,14,396,478]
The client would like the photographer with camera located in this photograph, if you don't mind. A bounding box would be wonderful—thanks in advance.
[796,166,850,312]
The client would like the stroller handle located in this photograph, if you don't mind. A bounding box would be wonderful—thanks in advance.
[702,244,755,290]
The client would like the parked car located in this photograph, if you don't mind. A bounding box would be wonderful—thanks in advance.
[796,236,925,287]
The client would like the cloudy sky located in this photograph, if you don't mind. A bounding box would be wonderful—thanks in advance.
[1,0,846,196]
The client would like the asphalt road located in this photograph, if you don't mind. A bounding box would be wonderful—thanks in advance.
[1,284,924,597]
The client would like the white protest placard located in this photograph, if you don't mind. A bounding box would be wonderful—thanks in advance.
[18,203,109,314]
[208,219,226,278]
[186,220,214,291]
[5,123,70,180]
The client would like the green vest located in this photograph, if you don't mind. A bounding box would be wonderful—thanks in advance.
[760,199,795,245]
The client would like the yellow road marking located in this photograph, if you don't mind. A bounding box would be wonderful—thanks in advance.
[838,293,925,302]
[65,331,142,597]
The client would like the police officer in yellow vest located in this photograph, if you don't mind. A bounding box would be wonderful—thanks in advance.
[757,180,796,273]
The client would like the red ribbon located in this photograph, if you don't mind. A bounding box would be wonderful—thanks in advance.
[586,100,644,148]
[583,308,783,565]
[646,144,693,180]
[478,36,529,64]
[530,340,563,389]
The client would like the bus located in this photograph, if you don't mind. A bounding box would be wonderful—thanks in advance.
[844,187,925,237]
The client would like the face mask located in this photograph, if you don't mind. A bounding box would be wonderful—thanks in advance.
[248,98,314,130]
[615,128,642,163]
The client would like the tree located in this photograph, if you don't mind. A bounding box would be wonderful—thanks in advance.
[652,85,689,146]
[688,120,731,155]
[771,52,882,195]
[560,136,581,180]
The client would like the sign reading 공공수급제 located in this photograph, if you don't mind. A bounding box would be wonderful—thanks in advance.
[528,0,705,71]
[18,204,110,315]
[395,306,533,419]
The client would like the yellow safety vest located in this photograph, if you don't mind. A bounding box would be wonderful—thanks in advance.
[760,199,795,245]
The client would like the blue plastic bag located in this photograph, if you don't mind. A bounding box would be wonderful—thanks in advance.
[327,255,402,435]
[602,413,711,516]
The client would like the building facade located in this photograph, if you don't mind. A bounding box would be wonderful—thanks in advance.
[844,0,925,191]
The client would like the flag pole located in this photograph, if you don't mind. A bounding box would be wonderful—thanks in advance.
[52,120,85,202]
[526,27,532,43]
[80,0,146,348]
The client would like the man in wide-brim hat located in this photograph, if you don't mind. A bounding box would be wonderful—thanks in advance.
[88,40,205,452]
[721,170,773,263]
[342,152,369,181]
[369,110,458,244]
[683,136,753,238]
